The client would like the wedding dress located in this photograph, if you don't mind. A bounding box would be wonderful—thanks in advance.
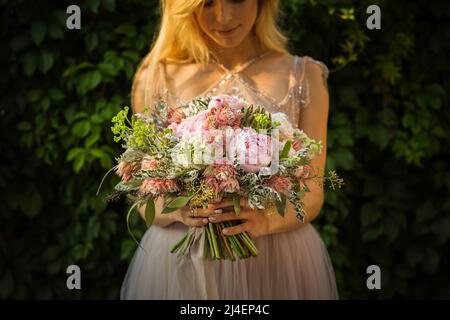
[120,51,338,299]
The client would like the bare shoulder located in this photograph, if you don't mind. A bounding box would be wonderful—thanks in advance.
[302,56,329,90]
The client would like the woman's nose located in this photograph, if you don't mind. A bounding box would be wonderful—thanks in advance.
[214,0,233,25]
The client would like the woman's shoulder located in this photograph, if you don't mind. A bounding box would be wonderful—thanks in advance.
[295,54,329,81]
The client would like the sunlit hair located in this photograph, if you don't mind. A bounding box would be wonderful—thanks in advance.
[131,0,289,112]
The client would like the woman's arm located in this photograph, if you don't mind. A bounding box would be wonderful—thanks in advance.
[137,196,180,228]
[267,59,330,234]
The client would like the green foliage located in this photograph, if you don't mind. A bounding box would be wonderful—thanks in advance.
[1,0,449,299]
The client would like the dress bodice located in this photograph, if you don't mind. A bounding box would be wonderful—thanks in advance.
[152,51,329,128]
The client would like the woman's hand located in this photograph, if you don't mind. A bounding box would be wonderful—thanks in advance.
[207,197,271,238]
[174,205,223,228]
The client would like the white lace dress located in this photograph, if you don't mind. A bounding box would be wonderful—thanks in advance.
[120,52,338,299]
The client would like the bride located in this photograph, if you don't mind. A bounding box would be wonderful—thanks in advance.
[121,0,338,299]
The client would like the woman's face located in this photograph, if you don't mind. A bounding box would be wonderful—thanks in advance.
[195,0,258,48]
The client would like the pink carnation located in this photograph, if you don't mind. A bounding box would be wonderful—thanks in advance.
[294,165,312,189]
[292,140,302,151]
[139,178,179,196]
[167,107,185,124]
[266,175,292,194]
[115,161,134,182]
[208,95,245,112]
[203,160,240,197]
[294,165,311,179]
[141,157,160,170]
[204,95,243,129]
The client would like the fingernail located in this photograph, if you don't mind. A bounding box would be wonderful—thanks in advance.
[214,209,223,214]
[203,219,209,223]
[209,216,216,222]
[222,229,228,235]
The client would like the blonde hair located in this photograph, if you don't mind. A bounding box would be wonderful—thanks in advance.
[131,0,289,112]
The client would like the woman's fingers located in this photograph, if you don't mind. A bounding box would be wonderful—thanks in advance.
[208,198,250,210]
[222,222,250,236]
[208,212,244,223]
[188,207,223,218]
[207,199,233,209]
[186,217,209,227]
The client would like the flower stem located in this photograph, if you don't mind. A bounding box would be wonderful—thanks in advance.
[208,223,220,259]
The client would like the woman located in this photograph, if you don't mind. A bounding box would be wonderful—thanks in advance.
[121,0,338,299]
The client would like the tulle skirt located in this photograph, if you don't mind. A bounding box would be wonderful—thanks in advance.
[120,222,339,300]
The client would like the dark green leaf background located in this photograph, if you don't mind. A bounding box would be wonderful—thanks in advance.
[1,0,449,299]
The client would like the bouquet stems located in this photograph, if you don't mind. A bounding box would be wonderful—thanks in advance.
[170,220,259,260]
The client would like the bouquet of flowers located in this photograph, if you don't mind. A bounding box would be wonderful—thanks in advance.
[98,95,343,260]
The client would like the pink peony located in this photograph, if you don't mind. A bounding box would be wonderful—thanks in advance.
[266,175,292,194]
[169,109,209,140]
[228,127,279,173]
[203,160,240,197]
[139,178,179,196]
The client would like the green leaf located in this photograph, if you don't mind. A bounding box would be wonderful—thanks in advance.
[85,134,99,149]
[17,121,31,131]
[115,23,137,37]
[30,21,46,45]
[145,199,156,228]
[22,52,37,76]
[86,0,101,13]
[114,179,142,192]
[49,88,65,101]
[21,193,43,218]
[73,154,85,173]
[98,62,118,77]
[281,141,292,159]
[103,0,116,12]
[90,114,105,124]
[78,71,102,94]
[162,196,192,213]
[232,194,241,216]
[276,193,287,217]
[85,33,98,52]
[66,147,84,162]
[72,120,91,138]
[27,90,42,103]
[40,51,54,73]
